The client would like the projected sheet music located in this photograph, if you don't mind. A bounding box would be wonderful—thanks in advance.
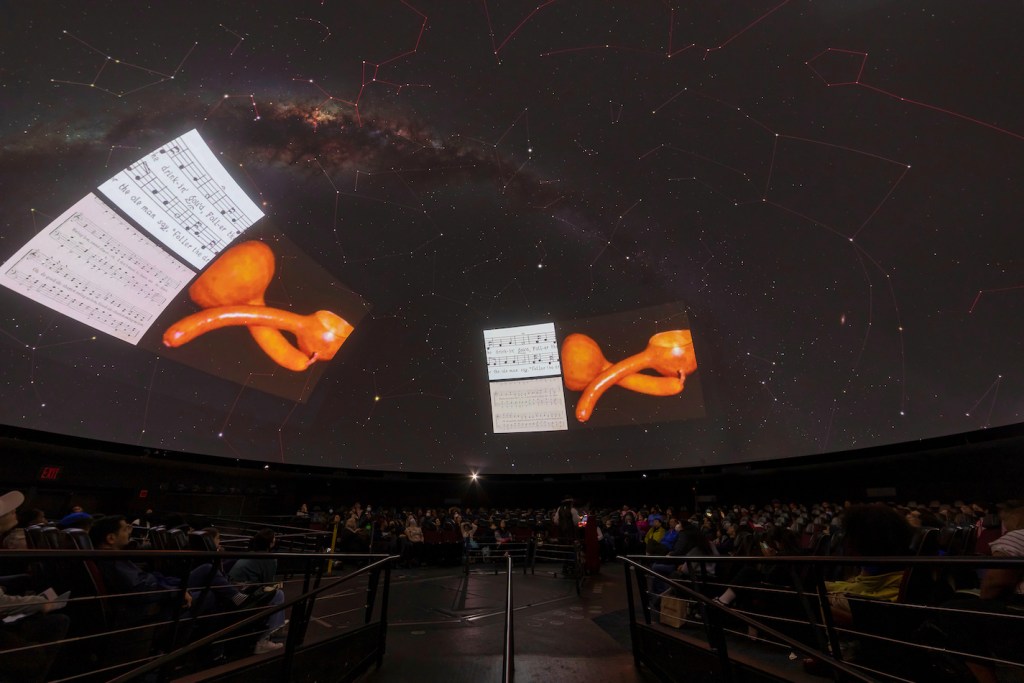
[0,193,195,344]
[490,376,568,433]
[484,322,561,380]
[98,129,264,269]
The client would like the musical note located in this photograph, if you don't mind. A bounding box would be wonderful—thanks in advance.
[98,129,264,269]
[0,193,195,345]
[490,376,568,434]
[483,322,562,380]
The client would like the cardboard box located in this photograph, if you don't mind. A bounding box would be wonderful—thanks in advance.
[659,595,692,628]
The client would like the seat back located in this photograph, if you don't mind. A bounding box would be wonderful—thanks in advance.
[24,524,51,549]
[188,530,218,552]
[65,528,93,549]
[40,526,64,549]
[911,527,940,556]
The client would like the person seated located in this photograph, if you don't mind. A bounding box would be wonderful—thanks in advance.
[0,490,28,574]
[493,520,512,546]
[659,518,680,554]
[643,516,667,555]
[190,528,282,654]
[338,515,370,555]
[0,582,70,683]
[3,506,47,550]
[649,523,719,606]
[56,511,93,532]
[822,504,913,624]
[227,528,287,641]
[915,506,1024,683]
[89,514,192,627]
[714,526,804,610]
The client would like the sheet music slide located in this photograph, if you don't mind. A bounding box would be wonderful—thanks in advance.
[484,322,562,381]
[490,376,569,433]
[0,193,195,345]
[98,129,264,269]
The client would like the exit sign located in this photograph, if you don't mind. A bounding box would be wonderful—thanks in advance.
[39,466,61,481]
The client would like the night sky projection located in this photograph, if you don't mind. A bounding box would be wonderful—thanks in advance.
[1,1,1023,474]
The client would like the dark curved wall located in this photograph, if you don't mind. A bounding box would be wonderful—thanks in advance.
[4,425,1021,520]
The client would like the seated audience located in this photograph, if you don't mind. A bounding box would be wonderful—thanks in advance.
[228,528,287,641]
[3,505,46,550]
[0,490,24,550]
[188,528,282,654]
[918,506,1024,683]
[0,582,70,683]
[644,516,667,554]
[56,511,93,532]
[89,515,191,626]
[823,504,913,624]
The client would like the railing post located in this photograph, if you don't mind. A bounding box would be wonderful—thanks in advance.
[622,561,642,669]
[696,560,733,683]
[376,561,391,669]
[812,564,845,670]
[502,555,515,682]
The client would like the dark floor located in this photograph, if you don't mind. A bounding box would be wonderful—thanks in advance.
[181,560,832,683]
[355,561,657,683]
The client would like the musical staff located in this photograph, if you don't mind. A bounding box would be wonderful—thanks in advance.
[48,207,183,305]
[490,377,568,434]
[98,129,264,269]
[483,322,562,380]
[487,351,559,367]
[0,193,195,345]
[6,250,150,339]
[484,329,556,350]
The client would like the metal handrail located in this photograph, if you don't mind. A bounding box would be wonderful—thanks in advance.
[620,556,878,683]
[502,555,515,683]
[620,552,1024,568]
[107,552,396,683]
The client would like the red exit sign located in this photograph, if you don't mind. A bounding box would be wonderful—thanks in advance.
[39,466,61,481]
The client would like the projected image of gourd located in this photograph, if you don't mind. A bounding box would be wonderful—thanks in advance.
[561,330,697,422]
[163,241,353,371]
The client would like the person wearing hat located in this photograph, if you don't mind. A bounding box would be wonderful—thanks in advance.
[56,511,93,532]
[3,507,46,551]
[0,490,71,682]
[0,490,24,542]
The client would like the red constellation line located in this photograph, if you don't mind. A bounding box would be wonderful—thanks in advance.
[539,0,790,59]
[643,86,912,418]
[483,0,558,59]
[105,144,141,168]
[52,30,197,98]
[217,372,278,459]
[610,101,624,124]
[807,48,1024,143]
[487,109,533,193]
[667,0,791,59]
[295,16,332,42]
[309,157,345,258]
[138,358,160,444]
[218,23,246,56]
[968,285,1024,313]
[591,198,642,266]
[965,375,1002,428]
[278,371,318,463]
[292,1,428,127]
[310,157,447,264]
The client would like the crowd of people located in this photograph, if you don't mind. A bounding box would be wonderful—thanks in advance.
[0,488,1021,682]
[0,491,290,681]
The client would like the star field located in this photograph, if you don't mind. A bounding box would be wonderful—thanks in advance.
[1,1,1023,474]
